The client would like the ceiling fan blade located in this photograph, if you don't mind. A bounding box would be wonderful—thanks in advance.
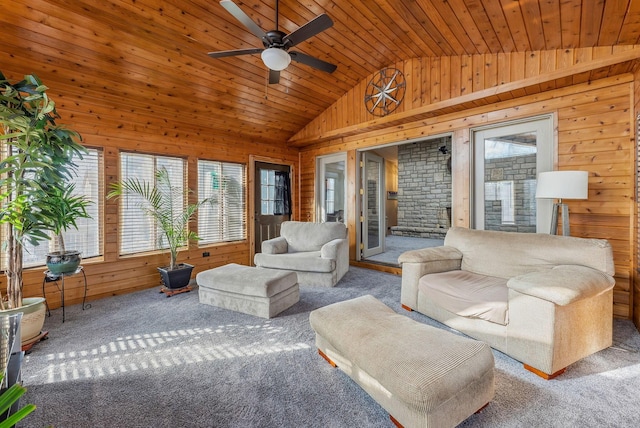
[220,0,267,40]
[283,14,333,47]
[289,51,337,73]
[269,69,280,84]
[208,48,263,58]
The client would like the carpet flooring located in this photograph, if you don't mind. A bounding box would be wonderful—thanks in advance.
[20,267,640,427]
[364,235,444,265]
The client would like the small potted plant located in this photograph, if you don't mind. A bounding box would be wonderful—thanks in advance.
[107,167,211,290]
[40,183,92,275]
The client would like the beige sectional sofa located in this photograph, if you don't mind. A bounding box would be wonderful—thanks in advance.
[254,221,349,287]
[399,227,616,378]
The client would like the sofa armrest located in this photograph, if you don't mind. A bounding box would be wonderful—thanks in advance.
[399,246,463,310]
[320,238,347,260]
[398,245,463,267]
[507,265,615,306]
[261,236,288,254]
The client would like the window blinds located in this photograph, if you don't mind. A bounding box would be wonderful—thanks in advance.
[197,160,246,244]
[119,153,185,255]
[21,148,104,268]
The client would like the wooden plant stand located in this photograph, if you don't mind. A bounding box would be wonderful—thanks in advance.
[160,285,193,297]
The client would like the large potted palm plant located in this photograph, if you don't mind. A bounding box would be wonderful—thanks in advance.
[0,71,87,345]
[108,167,211,290]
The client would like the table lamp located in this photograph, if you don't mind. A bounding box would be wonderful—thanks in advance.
[535,170,588,236]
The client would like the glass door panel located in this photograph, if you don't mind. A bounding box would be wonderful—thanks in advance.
[317,154,346,223]
[362,152,385,257]
[473,117,553,232]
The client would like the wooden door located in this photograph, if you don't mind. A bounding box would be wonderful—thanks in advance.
[254,161,291,254]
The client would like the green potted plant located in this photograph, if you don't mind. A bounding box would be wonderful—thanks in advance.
[108,167,211,290]
[0,71,87,345]
[40,183,92,275]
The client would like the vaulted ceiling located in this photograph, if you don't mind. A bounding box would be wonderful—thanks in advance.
[3,1,639,146]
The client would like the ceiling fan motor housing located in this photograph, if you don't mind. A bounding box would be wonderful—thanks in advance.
[263,30,290,50]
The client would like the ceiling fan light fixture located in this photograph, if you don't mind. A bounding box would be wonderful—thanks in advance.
[261,47,291,71]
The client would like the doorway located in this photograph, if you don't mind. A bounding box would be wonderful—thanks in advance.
[356,135,452,265]
[253,161,292,255]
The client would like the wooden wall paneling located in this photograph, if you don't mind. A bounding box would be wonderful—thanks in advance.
[452,128,470,228]
[430,57,441,104]
[440,54,452,102]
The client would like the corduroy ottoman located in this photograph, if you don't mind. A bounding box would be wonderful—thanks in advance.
[196,263,299,319]
[309,295,494,428]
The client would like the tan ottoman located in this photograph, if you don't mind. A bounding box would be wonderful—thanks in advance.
[309,295,494,428]
[196,263,299,319]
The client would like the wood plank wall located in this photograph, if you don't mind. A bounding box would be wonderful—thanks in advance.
[292,47,638,144]
[0,62,300,309]
[298,50,637,320]
[634,67,640,328]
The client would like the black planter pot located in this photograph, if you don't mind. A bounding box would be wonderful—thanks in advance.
[157,263,194,290]
[46,250,82,275]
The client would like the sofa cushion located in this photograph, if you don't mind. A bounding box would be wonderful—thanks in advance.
[419,270,509,325]
[254,251,335,273]
[444,227,615,279]
[508,265,616,306]
[281,221,347,252]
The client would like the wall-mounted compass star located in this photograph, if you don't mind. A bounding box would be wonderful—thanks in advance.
[364,68,406,117]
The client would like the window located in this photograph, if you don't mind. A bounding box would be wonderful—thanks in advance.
[119,153,185,255]
[484,181,515,225]
[22,148,103,267]
[260,169,276,215]
[197,160,246,244]
[325,177,335,214]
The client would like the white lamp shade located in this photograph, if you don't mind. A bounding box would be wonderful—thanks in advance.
[261,48,291,71]
[535,170,589,200]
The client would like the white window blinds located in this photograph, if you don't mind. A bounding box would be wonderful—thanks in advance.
[22,148,103,268]
[119,153,185,255]
[197,160,246,244]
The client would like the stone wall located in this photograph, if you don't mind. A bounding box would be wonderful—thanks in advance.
[392,137,451,238]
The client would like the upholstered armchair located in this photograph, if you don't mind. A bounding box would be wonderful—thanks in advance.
[254,221,349,287]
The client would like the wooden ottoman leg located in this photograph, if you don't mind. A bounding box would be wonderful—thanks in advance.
[318,349,337,367]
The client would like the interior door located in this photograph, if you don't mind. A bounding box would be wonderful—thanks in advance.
[472,116,553,233]
[254,161,291,254]
[361,152,385,258]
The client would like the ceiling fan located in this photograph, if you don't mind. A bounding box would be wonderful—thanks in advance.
[208,0,337,84]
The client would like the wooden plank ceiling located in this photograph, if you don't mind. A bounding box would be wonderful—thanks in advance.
[2,0,640,146]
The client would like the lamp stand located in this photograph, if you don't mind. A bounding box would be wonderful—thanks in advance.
[550,201,570,236]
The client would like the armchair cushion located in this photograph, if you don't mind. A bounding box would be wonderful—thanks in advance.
[254,251,335,273]
[508,265,616,306]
